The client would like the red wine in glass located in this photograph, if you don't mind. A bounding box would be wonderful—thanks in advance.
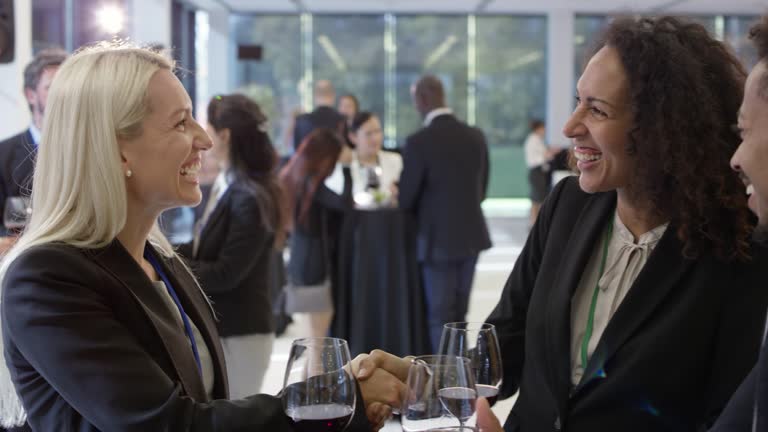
[438,386,477,424]
[287,404,354,432]
[476,384,500,407]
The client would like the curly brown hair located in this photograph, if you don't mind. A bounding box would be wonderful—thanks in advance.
[750,15,768,99]
[590,16,751,261]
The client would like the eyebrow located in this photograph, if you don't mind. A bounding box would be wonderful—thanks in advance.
[168,107,191,119]
[585,96,617,108]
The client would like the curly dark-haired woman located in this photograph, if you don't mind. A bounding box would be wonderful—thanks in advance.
[481,16,768,432]
[355,16,768,432]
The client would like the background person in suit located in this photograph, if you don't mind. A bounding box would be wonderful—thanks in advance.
[293,80,346,151]
[357,16,768,432]
[710,15,768,432]
[177,94,284,399]
[0,43,399,431]
[398,74,492,351]
[0,48,66,251]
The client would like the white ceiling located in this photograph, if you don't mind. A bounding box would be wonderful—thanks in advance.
[217,0,767,15]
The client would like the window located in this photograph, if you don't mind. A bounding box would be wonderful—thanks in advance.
[476,16,547,198]
[313,15,386,126]
[231,15,302,155]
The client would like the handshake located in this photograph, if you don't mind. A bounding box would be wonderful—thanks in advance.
[351,350,503,431]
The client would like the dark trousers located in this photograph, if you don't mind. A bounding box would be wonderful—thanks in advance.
[421,255,479,352]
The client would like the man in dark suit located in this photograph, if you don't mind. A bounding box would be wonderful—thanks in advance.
[398,75,492,351]
[0,49,66,243]
[710,15,768,432]
[293,80,346,150]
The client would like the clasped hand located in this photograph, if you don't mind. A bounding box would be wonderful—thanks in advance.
[352,349,503,432]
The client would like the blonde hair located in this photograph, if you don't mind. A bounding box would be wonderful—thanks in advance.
[0,42,177,426]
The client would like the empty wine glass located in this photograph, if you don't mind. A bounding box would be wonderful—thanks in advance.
[3,196,31,232]
[282,337,356,432]
[439,322,504,407]
[401,355,476,431]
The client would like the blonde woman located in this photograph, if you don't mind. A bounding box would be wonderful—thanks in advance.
[0,43,399,431]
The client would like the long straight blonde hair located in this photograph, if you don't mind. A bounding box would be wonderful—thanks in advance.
[0,42,178,426]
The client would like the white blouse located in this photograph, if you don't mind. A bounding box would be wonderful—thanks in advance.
[324,151,403,202]
[570,211,669,386]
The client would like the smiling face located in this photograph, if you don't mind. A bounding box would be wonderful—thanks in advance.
[119,69,212,214]
[732,61,768,227]
[563,46,635,194]
[352,115,383,161]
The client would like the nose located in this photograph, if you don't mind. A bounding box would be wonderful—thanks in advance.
[193,119,213,151]
[562,106,587,140]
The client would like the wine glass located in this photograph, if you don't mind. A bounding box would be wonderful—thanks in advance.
[439,322,504,407]
[3,196,31,232]
[282,337,356,432]
[401,355,476,431]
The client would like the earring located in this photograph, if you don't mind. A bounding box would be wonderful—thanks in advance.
[126,169,132,178]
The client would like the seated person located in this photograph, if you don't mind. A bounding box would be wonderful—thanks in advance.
[0,43,400,431]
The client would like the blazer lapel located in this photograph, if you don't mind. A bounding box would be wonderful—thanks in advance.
[163,255,230,399]
[543,191,616,409]
[10,134,35,197]
[196,189,230,257]
[89,241,208,401]
[574,227,693,394]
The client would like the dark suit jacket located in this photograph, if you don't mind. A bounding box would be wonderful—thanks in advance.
[287,168,352,285]
[2,241,292,431]
[398,114,492,262]
[487,177,768,432]
[710,335,768,431]
[178,183,275,337]
[293,106,345,151]
[0,130,35,234]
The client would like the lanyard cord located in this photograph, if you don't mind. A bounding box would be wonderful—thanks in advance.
[580,220,614,370]
[144,246,202,374]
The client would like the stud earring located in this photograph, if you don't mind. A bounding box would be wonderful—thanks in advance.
[126,169,133,178]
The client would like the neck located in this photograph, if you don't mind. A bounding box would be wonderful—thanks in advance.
[357,151,378,165]
[616,189,666,241]
[32,114,44,131]
[117,204,160,267]
[422,105,443,117]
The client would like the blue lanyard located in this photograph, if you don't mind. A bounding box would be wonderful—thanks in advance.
[143,246,202,374]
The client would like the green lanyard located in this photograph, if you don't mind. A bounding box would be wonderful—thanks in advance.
[580,220,614,370]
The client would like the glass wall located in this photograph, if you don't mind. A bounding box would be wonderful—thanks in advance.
[32,0,66,53]
[313,16,386,125]
[476,16,547,198]
[231,15,302,155]
[394,16,469,146]
[231,13,547,197]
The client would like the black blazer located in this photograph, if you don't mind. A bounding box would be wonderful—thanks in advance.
[293,106,345,151]
[287,168,353,285]
[1,241,291,431]
[0,130,35,234]
[398,114,492,262]
[178,183,275,337]
[710,339,768,431]
[487,177,768,432]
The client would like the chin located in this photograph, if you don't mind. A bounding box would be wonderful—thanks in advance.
[578,176,601,194]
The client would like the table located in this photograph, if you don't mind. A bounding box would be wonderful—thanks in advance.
[331,208,431,357]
